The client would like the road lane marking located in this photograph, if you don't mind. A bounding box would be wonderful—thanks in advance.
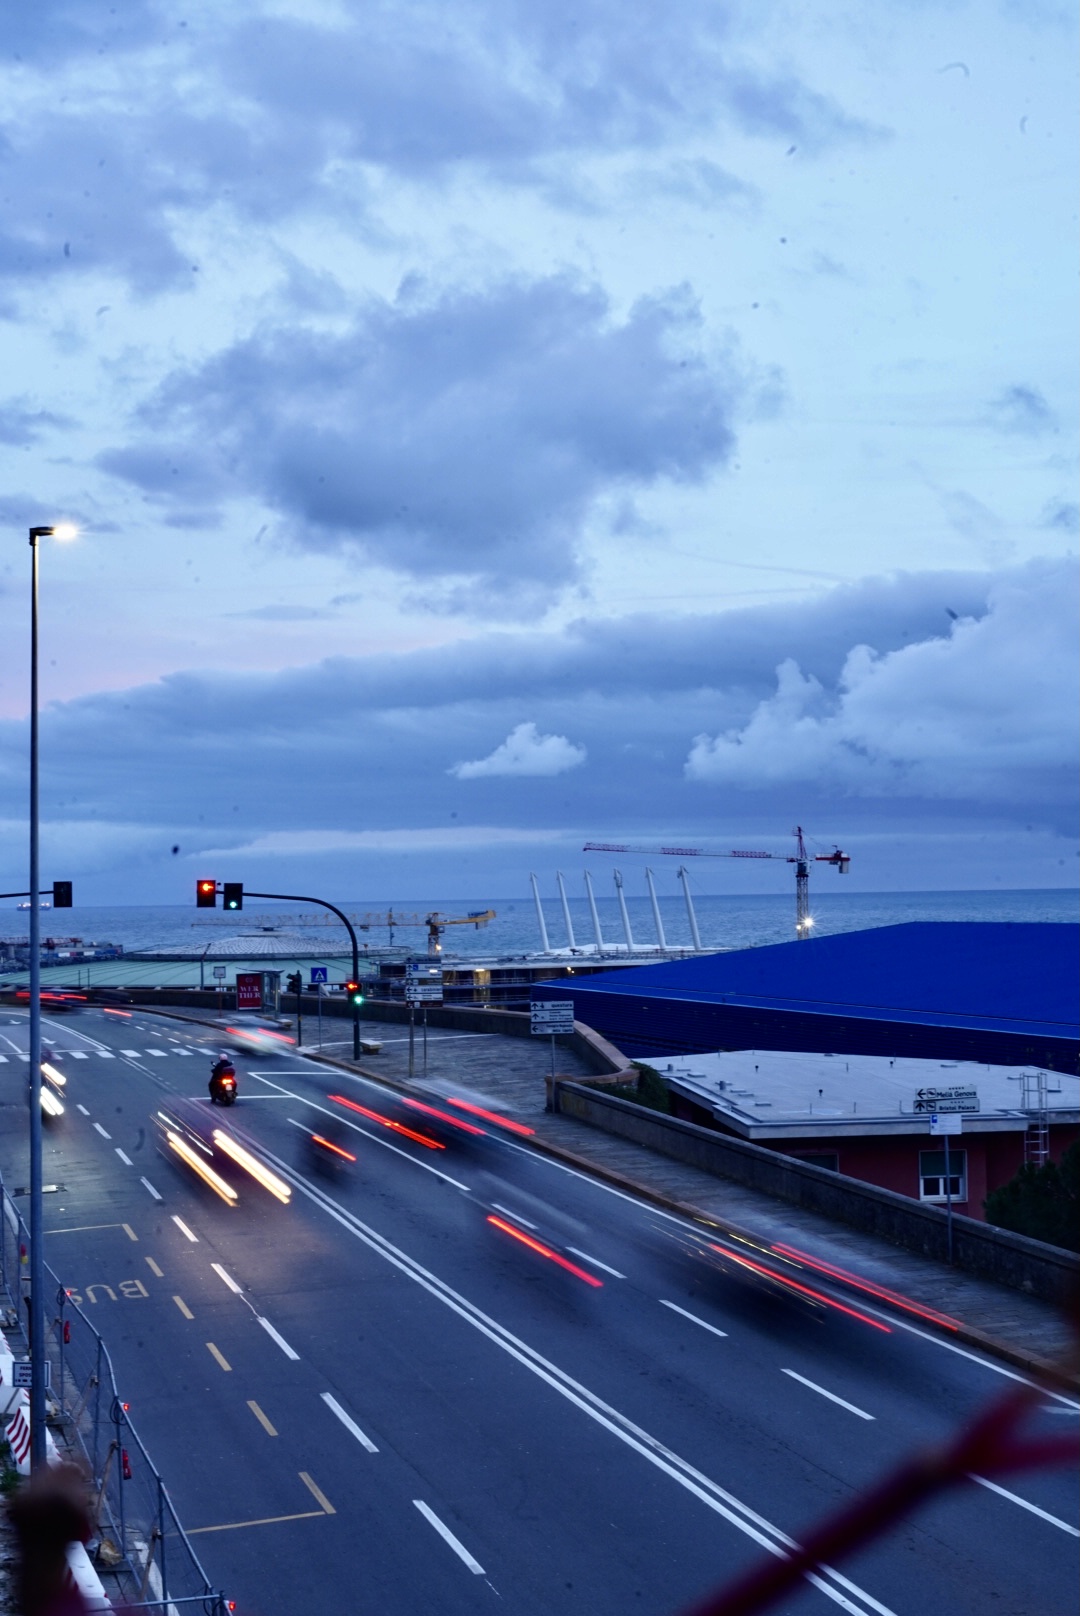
[146,1258,164,1278]
[93,1123,112,1140]
[46,1223,127,1236]
[187,1509,325,1535]
[171,1216,198,1243]
[261,1144,894,1616]
[121,1049,141,1057]
[211,1262,243,1294]
[76,1104,90,1116]
[141,1179,162,1202]
[320,1392,378,1453]
[970,1474,1080,1535]
[67,1050,88,1059]
[413,1501,484,1574]
[173,1297,194,1320]
[206,1343,231,1371]
[660,1300,728,1339]
[567,1247,625,1279]
[781,1370,874,1421]
[122,1223,138,1241]
[144,1048,168,1058]
[115,1150,133,1167]
[247,1401,278,1437]
[258,1317,300,1360]
[299,1472,335,1514]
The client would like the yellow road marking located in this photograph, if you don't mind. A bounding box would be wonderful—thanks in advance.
[146,1258,164,1278]
[206,1342,231,1371]
[173,1296,193,1320]
[247,1400,278,1436]
[299,1472,335,1515]
[122,1224,138,1242]
[187,1510,325,1536]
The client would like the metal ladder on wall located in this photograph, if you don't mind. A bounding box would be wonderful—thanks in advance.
[1020,1070,1050,1167]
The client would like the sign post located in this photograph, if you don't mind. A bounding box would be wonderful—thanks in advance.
[929,1112,963,1263]
[405,963,443,1079]
[530,999,575,1083]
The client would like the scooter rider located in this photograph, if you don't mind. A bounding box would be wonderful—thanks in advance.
[209,1053,236,1102]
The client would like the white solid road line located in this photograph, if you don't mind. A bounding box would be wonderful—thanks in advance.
[567,1247,625,1279]
[257,1316,300,1360]
[321,1392,379,1453]
[115,1149,132,1167]
[413,1501,485,1574]
[781,1369,875,1421]
[211,1262,243,1295]
[141,1178,162,1201]
[93,1122,111,1140]
[660,1300,728,1339]
[970,1474,1080,1536]
[171,1215,198,1243]
[76,1104,90,1117]
[266,1151,894,1616]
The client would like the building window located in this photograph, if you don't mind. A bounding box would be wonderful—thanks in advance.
[793,1152,839,1172]
[919,1149,967,1202]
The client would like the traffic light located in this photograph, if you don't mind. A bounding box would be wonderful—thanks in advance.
[286,972,302,997]
[222,882,244,911]
[196,879,217,908]
[343,980,364,1007]
[52,880,73,908]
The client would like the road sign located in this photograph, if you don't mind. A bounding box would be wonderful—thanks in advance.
[914,1086,979,1114]
[212,966,227,981]
[929,1113,963,1136]
[531,999,575,1034]
[12,1361,49,1389]
[405,961,443,1002]
[310,966,328,984]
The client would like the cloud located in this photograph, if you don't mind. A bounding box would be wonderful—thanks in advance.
[686,557,1079,804]
[198,825,567,857]
[452,722,587,779]
[0,399,72,446]
[986,384,1057,436]
[102,275,752,606]
[1040,497,1079,533]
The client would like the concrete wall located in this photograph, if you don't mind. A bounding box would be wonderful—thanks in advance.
[555,1081,1079,1305]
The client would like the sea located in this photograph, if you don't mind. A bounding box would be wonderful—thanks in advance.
[3,889,1076,962]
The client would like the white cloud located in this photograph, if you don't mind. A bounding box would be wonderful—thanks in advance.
[686,558,1079,803]
[197,825,567,856]
[451,722,587,779]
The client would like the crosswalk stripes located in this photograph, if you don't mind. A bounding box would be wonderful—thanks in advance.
[1,1044,209,1061]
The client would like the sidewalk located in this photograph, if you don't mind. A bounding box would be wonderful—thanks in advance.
[147,1006,1077,1384]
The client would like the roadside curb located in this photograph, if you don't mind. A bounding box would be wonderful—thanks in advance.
[134,1007,1080,1394]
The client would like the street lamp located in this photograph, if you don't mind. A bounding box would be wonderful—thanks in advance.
[27,522,76,1470]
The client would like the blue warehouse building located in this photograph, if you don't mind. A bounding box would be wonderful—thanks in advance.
[536,922,1079,1073]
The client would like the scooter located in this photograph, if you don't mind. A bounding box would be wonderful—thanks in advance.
[209,1062,238,1106]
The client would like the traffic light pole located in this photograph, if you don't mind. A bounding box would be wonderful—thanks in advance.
[241,892,361,1060]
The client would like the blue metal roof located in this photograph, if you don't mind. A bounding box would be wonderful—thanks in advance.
[540,922,1079,1046]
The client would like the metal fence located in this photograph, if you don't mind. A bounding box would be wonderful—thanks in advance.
[1,1172,232,1614]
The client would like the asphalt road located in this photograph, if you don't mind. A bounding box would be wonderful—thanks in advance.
[1,1005,1076,1616]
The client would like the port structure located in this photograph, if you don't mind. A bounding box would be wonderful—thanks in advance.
[193,907,495,955]
[583,826,850,939]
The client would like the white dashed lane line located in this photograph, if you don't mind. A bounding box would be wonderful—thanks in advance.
[257,1316,300,1361]
[141,1178,162,1201]
[659,1300,728,1339]
[211,1263,243,1295]
[970,1475,1080,1536]
[93,1123,112,1140]
[781,1369,874,1421]
[567,1248,625,1279]
[115,1149,132,1167]
[413,1501,485,1575]
[171,1215,199,1243]
[76,1104,90,1117]
[321,1392,379,1453]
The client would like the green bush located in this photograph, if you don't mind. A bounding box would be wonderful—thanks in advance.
[984,1141,1079,1252]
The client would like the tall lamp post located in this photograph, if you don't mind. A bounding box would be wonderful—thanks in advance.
[27,522,75,1469]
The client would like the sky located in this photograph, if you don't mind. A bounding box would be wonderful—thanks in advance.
[0,0,1077,906]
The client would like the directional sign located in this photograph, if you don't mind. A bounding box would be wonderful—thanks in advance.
[914,1087,979,1114]
[531,999,575,1034]
[310,966,328,984]
[405,985,443,1002]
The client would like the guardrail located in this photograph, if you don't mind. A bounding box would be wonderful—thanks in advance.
[1,1171,232,1614]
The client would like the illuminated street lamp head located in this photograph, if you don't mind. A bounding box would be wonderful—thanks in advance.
[29,523,78,544]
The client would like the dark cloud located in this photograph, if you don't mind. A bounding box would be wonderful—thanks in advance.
[985,384,1057,436]
[0,399,72,446]
[101,275,752,606]
[1040,497,1079,533]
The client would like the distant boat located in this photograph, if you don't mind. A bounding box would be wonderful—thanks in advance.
[16,901,51,911]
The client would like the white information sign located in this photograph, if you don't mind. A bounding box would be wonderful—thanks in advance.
[929,1113,963,1136]
[530,999,575,1034]
[12,1361,49,1389]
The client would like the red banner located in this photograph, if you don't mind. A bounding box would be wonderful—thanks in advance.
[236,972,262,1010]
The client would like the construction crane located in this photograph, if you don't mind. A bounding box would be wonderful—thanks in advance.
[194,908,496,955]
[583,827,849,939]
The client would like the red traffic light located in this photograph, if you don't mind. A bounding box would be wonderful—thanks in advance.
[196,879,217,909]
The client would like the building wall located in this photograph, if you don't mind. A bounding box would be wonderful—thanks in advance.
[668,1092,1079,1221]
